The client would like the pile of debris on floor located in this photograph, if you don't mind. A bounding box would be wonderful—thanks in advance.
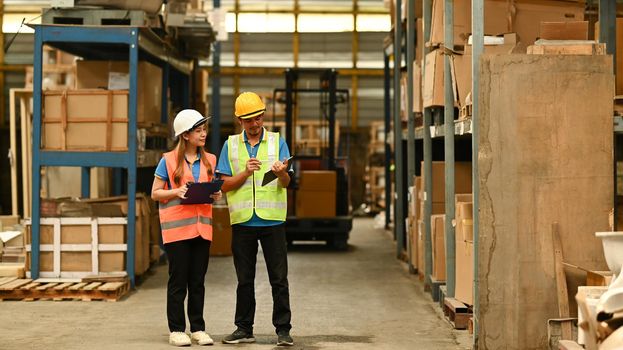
[0,216,25,278]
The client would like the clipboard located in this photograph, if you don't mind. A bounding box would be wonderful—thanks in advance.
[261,156,294,186]
[180,180,224,205]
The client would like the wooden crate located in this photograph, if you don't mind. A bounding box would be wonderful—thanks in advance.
[42,89,130,152]
[24,217,128,279]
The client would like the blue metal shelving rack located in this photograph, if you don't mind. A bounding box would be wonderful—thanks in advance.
[30,25,192,287]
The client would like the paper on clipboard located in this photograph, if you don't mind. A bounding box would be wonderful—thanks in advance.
[180,180,224,205]
[261,156,294,186]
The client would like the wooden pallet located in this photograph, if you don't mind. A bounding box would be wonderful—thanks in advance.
[0,277,129,302]
[443,297,472,330]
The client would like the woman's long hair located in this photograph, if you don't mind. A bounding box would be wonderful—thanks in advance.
[172,131,213,186]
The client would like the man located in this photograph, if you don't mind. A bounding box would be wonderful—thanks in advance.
[217,92,294,346]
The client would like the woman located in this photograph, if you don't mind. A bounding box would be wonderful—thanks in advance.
[151,109,222,347]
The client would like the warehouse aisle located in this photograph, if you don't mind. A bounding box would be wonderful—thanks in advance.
[0,218,470,349]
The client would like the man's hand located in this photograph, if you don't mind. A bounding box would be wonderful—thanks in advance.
[210,190,222,201]
[245,158,262,176]
[272,159,289,177]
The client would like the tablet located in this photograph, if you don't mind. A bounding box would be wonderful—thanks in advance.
[180,180,224,205]
[262,156,294,186]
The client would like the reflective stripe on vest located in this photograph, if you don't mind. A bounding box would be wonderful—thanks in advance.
[226,129,287,224]
[158,150,216,244]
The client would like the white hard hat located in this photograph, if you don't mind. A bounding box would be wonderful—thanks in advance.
[173,109,210,137]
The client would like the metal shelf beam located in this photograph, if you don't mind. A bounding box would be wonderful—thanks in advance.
[29,25,191,288]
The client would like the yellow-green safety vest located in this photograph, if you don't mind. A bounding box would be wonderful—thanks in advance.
[226,129,287,224]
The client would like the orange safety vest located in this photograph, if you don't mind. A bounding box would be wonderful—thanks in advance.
[158,150,216,244]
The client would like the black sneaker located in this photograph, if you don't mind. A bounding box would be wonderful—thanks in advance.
[276,331,294,346]
[222,329,256,344]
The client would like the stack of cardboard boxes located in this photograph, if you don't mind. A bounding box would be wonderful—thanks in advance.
[419,0,585,111]
[407,161,472,283]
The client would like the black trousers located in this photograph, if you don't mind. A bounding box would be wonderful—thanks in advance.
[164,236,211,333]
[231,224,292,334]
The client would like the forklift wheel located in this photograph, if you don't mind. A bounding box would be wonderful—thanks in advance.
[328,237,348,251]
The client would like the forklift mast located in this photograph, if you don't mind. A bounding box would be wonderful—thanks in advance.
[272,68,353,250]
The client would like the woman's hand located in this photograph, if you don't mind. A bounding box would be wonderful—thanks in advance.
[175,184,189,199]
[210,190,222,201]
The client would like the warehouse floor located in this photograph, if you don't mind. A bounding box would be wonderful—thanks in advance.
[0,218,470,350]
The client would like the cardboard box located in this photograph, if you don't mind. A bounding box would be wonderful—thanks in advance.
[296,190,336,218]
[430,0,475,45]
[430,0,584,46]
[454,195,474,305]
[413,63,423,113]
[455,240,474,305]
[417,219,425,277]
[0,216,19,230]
[296,170,337,217]
[423,49,445,108]
[421,161,473,203]
[298,171,337,192]
[43,90,129,151]
[431,214,446,281]
[389,0,423,26]
[211,205,232,256]
[453,34,521,107]
[540,21,588,40]
[510,0,584,46]
[76,60,162,124]
[416,18,423,64]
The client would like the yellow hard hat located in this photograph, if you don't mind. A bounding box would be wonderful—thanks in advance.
[235,92,266,119]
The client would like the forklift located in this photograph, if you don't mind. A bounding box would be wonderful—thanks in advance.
[270,69,353,250]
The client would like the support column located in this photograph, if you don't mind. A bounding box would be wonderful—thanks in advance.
[422,0,433,287]
[472,0,484,347]
[211,0,222,155]
[394,0,405,257]
[443,0,456,297]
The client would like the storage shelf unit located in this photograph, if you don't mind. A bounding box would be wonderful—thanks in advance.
[30,25,192,287]
[385,0,618,347]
